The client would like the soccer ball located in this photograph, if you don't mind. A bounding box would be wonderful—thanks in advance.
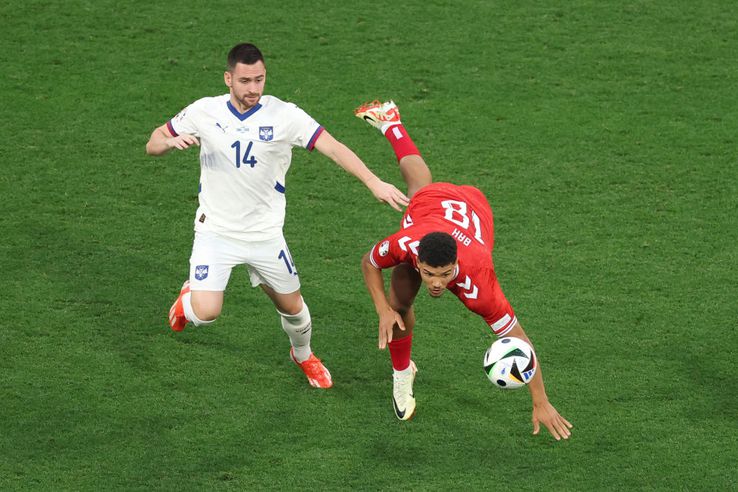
[483,337,537,389]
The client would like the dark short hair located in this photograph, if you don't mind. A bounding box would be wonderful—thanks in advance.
[227,43,264,70]
[418,232,457,267]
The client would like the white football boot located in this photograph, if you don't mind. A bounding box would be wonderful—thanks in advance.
[392,360,417,421]
[354,100,402,132]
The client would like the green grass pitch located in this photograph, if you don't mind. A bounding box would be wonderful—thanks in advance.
[1,1,736,489]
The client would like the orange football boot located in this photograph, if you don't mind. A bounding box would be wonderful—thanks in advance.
[168,281,190,332]
[291,348,333,388]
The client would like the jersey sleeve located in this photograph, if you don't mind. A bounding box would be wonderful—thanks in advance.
[167,100,201,138]
[367,230,416,270]
[483,283,517,337]
[284,103,323,151]
[456,267,517,337]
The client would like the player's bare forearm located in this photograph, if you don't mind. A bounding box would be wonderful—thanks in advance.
[361,253,405,348]
[146,125,199,156]
[506,322,549,404]
[146,126,173,155]
[361,253,391,313]
[314,131,377,183]
[314,131,409,211]
[526,364,550,405]
[506,321,573,440]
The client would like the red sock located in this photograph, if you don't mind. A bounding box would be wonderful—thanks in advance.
[388,334,413,371]
[384,124,420,162]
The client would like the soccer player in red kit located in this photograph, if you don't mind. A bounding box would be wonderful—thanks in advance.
[356,101,573,440]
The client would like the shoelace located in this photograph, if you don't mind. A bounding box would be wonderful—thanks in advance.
[393,372,413,399]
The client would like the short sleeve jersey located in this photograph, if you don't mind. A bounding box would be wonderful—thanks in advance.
[368,182,517,336]
[168,94,324,241]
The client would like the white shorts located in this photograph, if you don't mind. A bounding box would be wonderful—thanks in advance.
[188,231,301,294]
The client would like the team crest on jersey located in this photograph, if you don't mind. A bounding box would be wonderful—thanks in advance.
[259,126,274,141]
[195,265,209,281]
[379,240,390,257]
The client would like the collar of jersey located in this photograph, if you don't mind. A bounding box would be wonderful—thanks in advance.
[227,100,262,121]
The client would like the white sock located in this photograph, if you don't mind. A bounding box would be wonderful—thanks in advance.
[279,301,312,362]
[182,292,214,327]
[394,365,414,377]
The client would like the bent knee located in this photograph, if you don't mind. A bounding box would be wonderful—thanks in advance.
[277,297,305,316]
[392,304,414,318]
[194,307,220,321]
[190,292,223,321]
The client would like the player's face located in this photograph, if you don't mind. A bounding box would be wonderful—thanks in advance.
[417,261,457,297]
[224,61,266,111]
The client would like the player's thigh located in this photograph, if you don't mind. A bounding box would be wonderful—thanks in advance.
[389,263,422,312]
[245,235,301,297]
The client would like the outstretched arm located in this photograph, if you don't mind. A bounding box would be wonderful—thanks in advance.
[146,124,199,156]
[313,131,409,211]
[361,252,406,349]
[506,322,573,441]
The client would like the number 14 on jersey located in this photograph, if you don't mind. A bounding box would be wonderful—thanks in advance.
[231,140,257,168]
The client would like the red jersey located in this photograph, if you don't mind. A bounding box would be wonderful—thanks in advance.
[368,183,517,336]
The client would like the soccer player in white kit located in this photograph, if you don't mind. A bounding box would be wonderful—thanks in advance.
[146,43,409,389]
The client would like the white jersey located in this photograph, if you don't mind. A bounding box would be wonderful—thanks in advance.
[167,94,323,241]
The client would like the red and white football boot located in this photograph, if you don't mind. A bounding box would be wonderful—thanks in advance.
[290,348,333,389]
[354,100,402,130]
